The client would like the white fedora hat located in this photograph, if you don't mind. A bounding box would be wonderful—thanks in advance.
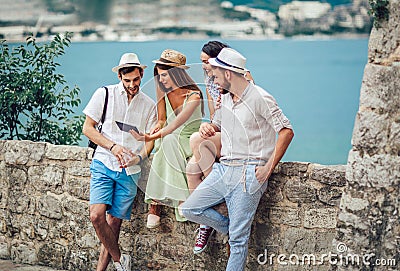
[112,53,147,73]
[209,48,248,75]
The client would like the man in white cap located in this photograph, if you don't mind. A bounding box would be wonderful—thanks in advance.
[181,47,294,270]
[83,53,156,271]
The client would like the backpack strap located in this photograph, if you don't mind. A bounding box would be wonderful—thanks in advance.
[97,86,108,132]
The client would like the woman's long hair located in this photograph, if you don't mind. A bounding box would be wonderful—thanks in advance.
[154,64,204,116]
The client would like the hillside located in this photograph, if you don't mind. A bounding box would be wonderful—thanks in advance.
[0,0,370,42]
[223,0,352,12]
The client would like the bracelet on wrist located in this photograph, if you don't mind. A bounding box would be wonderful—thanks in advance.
[109,143,116,151]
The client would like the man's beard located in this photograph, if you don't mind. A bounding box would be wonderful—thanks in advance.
[124,85,139,97]
[219,79,230,95]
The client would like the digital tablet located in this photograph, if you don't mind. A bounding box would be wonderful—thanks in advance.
[115,121,140,133]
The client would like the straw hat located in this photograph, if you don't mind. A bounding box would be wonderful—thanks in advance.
[152,49,189,69]
[112,53,147,73]
[209,48,248,75]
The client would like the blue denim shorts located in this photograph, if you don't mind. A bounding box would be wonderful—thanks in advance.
[90,159,139,220]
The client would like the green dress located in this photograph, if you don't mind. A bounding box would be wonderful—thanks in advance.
[145,93,202,221]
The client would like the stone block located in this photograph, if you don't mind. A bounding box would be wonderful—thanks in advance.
[38,195,62,219]
[65,249,94,271]
[0,209,8,234]
[67,161,91,177]
[359,64,400,111]
[283,227,336,256]
[8,190,31,214]
[304,208,337,229]
[388,120,400,155]
[0,162,8,209]
[251,222,282,249]
[28,165,64,194]
[351,110,390,154]
[0,141,5,158]
[263,178,285,205]
[61,196,88,216]
[33,217,49,241]
[45,144,87,161]
[64,177,90,200]
[310,164,346,187]
[337,211,369,230]
[4,140,45,165]
[0,236,10,259]
[284,179,317,203]
[0,161,6,182]
[318,186,343,206]
[279,162,309,177]
[18,214,36,240]
[76,233,98,249]
[342,194,400,256]
[48,220,75,241]
[11,241,38,265]
[68,219,92,242]
[8,213,30,236]
[86,149,94,160]
[269,207,301,227]
[339,192,369,212]
[7,167,27,190]
[346,151,400,188]
[37,242,67,269]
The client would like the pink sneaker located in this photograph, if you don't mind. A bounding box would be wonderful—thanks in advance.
[193,227,215,254]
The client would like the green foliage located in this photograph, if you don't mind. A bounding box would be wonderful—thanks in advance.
[368,0,390,28]
[0,33,84,145]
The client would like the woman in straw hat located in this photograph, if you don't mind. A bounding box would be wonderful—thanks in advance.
[130,49,204,228]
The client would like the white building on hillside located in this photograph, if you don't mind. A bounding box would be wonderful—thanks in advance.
[278,1,331,21]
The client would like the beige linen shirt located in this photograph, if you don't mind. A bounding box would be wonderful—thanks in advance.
[212,82,292,162]
[83,82,157,175]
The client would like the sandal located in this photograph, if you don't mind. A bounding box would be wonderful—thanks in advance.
[146,214,161,229]
[146,203,161,229]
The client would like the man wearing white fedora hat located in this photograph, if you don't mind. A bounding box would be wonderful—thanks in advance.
[182,47,294,270]
[83,53,157,271]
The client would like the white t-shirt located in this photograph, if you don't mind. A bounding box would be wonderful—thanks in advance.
[83,82,157,175]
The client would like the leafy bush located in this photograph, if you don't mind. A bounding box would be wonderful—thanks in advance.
[0,33,84,145]
[369,0,390,28]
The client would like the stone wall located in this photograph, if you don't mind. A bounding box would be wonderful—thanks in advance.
[0,140,347,270]
[335,0,400,270]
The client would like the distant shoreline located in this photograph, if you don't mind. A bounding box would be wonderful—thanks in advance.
[5,33,370,44]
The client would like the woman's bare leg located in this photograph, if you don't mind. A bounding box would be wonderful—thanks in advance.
[186,132,221,192]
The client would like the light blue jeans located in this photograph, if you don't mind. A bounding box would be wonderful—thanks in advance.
[181,162,268,271]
